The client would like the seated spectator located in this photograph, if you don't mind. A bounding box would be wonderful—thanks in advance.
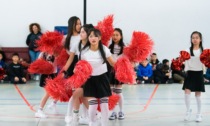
[0,51,6,67]
[0,50,8,81]
[204,68,210,84]
[136,59,153,84]
[154,59,172,84]
[150,53,161,83]
[150,53,160,71]
[8,53,26,84]
[171,58,186,84]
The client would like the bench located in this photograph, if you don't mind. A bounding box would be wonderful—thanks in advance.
[1,47,30,63]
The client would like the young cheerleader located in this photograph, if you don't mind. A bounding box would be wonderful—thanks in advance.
[80,28,115,126]
[63,24,94,125]
[62,16,82,122]
[183,31,205,122]
[35,52,58,118]
[108,28,125,120]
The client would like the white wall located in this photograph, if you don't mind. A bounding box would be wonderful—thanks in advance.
[0,0,210,61]
[0,0,83,46]
[87,0,210,61]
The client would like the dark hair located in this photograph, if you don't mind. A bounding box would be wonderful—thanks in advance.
[190,31,204,56]
[162,59,169,65]
[78,24,94,51]
[152,53,157,56]
[29,23,41,33]
[0,50,6,61]
[162,64,169,72]
[80,28,107,63]
[64,16,80,50]
[109,28,125,55]
[12,53,19,57]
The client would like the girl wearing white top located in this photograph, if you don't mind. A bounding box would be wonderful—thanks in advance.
[108,28,125,120]
[183,31,205,122]
[63,24,94,125]
[35,52,57,118]
[63,16,81,122]
[80,28,115,126]
[63,16,81,76]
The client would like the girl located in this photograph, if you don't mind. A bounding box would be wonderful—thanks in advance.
[63,24,94,125]
[108,28,125,120]
[35,52,58,118]
[62,16,82,122]
[80,28,115,126]
[183,31,205,122]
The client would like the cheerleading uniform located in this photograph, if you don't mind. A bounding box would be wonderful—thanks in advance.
[183,48,205,122]
[109,44,123,85]
[39,52,57,87]
[80,45,112,126]
[66,35,80,77]
[183,48,205,92]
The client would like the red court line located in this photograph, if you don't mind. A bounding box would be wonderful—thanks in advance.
[128,84,159,114]
[14,84,36,112]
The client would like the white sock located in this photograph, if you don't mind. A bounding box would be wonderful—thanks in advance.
[66,96,73,116]
[100,98,109,126]
[195,96,201,114]
[53,101,57,104]
[115,88,124,112]
[38,107,43,111]
[72,110,79,122]
[81,103,88,118]
[88,99,98,126]
[185,94,191,112]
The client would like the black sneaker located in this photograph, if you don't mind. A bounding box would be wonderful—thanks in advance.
[109,112,117,120]
[118,112,125,120]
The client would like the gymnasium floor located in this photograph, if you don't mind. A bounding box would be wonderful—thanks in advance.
[0,81,210,126]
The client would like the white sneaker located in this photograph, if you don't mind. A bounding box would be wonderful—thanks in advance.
[71,114,79,126]
[195,114,202,122]
[79,116,89,125]
[184,109,192,121]
[65,116,72,123]
[47,102,58,114]
[35,110,47,118]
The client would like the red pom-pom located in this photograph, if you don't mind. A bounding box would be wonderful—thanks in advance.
[45,74,72,102]
[28,59,54,74]
[0,68,5,80]
[171,58,183,71]
[97,93,120,112]
[95,15,114,46]
[36,31,64,55]
[180,51,190,61]
[67,60,92,88]
[114,56,136,84]
[56,49,69,68]
[200,49,210,68]
[123,31,154,62]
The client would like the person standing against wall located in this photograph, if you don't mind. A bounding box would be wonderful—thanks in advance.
[26,23,42,80]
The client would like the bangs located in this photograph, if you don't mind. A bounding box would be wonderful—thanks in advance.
[88,28,101,37]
